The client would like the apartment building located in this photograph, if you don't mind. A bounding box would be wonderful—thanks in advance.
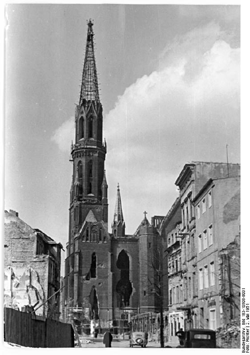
[193,175,240,330]
[174,161,240,330]
[161,198,184,343]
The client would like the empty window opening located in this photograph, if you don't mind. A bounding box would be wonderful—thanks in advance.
[88,160,93,194]
[78,161,83,196]
[90,252,96,278]
[79,116,84,139]
[88,117,93,138]
[116,250,132,307]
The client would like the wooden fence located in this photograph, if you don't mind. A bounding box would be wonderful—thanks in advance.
[4,307,74,348]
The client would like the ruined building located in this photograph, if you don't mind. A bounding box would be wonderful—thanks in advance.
[4,210,63,320]
[63,21,163,335]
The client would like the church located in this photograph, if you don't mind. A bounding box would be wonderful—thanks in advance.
[63,20,164,336]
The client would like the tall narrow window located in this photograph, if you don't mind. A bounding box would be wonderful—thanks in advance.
[202,198,206,213]
[197,204,200,219]
[208,191,212,208]
[204,265,209,288]
[198,234,202,253]
[79,116,84,139]
[90,252,96,278]
[192,272,196,297]
[88,160,93,194]
[186,205,189,226]
[210,262,215,286]
[199,268,203,290]
[208,225,213,246]
[88,116,93,138]
[78,161,83,196]
[188,277,192,298]
[203,230,208,250]
[209,309,216,330]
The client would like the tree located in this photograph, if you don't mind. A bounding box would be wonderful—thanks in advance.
[140,245,169,348]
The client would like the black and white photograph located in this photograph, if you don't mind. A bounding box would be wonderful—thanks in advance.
[3,0,248,351]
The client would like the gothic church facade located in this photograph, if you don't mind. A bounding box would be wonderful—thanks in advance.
[63,21,163,333]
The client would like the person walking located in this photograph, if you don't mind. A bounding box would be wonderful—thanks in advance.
[103,331,113,347]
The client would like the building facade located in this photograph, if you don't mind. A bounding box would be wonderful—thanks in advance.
[172,162,240,331]
[4,210,62,320]
[193,175,240,330]
[161,198,184,343]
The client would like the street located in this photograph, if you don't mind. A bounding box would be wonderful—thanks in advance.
[78,338,178,348]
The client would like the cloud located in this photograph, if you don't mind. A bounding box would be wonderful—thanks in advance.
[104,22,240,233]
[51,117,74,152]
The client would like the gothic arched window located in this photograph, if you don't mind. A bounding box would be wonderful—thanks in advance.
[88,117,93,138]
[88,160,93,194]
[79,116,84,139]
[78,161,83,196]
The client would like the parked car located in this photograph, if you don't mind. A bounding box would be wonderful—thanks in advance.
[177,329,216,348]
[129,332,148,348]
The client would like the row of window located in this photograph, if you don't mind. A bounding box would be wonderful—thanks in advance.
[199,262,215,290]
[75,160,93,195]
[78,116,94,140]
[182,197,195,229]
[82,228,107,243]
[198,225,213,252]
[196,190,212,219]
[168,256,181,275]
[169,274,196,304]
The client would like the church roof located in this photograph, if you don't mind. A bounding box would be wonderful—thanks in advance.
[79,20,100,103]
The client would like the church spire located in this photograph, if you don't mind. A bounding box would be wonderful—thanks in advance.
[112,184,125,237]
[79,20,100,104]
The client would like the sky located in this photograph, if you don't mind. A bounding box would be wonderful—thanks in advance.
[4,2,241,263]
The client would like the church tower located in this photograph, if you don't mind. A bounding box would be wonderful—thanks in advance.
[64,21,112,333]
[69,19,108,227]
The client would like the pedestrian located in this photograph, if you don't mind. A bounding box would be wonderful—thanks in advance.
[103,331,113,347]
[176,328,185,347]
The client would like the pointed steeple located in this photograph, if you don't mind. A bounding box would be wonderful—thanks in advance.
[102,170,108,188]
[114,184,124,223]
[112,184,125,237]
[79,20,100,104]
